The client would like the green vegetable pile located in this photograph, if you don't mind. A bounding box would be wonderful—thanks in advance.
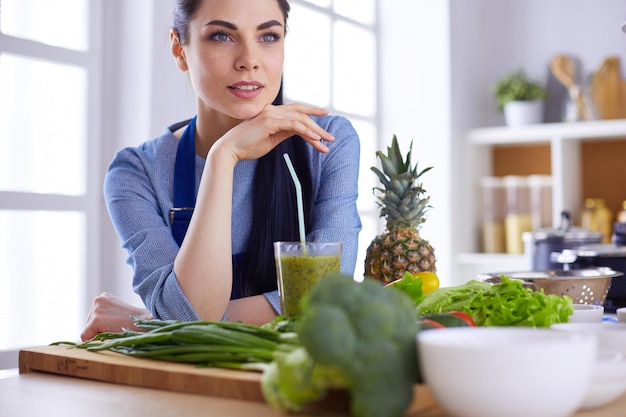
[59,273,419,417]
[57,273,573,416]
[409,275,573,327]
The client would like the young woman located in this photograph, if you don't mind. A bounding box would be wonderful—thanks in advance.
[81,0,361,340]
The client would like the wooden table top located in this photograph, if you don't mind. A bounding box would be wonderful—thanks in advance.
[7,345,626,417]
[2,371,626,417]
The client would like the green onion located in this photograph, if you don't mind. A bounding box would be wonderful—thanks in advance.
[57,318,300,372]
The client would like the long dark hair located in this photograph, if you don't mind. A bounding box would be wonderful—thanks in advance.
[172,0,313,296]
[239,88,313,296]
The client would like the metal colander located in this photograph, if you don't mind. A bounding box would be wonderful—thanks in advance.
[479,267,623,305]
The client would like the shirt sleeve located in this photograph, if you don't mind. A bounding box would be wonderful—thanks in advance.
[104,146,200,321]
[263,290,282,315]
[307,116,362,277]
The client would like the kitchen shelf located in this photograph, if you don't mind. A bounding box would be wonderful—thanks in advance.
[468,119,626,145]
[457,119,626,276]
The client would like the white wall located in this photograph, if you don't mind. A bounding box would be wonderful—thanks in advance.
[379,1,454,285]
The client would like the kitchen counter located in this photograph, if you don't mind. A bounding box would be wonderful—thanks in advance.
[7,345,626,417]
[1,371,625,417]
[0,371,439,417]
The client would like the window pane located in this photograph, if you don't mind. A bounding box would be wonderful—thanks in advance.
[0,0,89,51]
[334,0,376,25]
[333,21,377,115]
[0,210,86,349]
[0,54,87,195]
[284,4,331,106]
[351,119,378,212]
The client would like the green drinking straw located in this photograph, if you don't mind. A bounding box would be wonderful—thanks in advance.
[283,153,307,247]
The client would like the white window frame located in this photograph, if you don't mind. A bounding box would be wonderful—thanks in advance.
[285,0,383,274]
[0,1,103,370]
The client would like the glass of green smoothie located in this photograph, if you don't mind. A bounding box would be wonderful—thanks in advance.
[274,241,342,318]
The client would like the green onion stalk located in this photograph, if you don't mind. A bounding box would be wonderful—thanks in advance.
[54,318,301,372]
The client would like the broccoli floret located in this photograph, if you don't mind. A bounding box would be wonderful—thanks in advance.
[268,273,419,417]
[261,346,350,412]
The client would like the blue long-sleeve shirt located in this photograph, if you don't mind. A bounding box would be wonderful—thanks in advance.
[103,115,362,321]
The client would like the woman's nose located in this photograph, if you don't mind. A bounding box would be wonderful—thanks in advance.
[235,42,260,70]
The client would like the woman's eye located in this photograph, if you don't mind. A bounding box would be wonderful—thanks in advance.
[209,31,231,42]
[260,32,281,43]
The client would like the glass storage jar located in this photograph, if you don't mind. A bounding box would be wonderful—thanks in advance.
[503,175,532,254]
[480,176,506,253]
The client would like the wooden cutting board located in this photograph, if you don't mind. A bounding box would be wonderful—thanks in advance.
[590,56,626,119]
[19,345,266,400]
[19,345,437,414]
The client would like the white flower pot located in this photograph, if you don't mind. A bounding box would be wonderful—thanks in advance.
[504,100,544,127]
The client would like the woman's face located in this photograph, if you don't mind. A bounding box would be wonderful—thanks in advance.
[173,0,285,121]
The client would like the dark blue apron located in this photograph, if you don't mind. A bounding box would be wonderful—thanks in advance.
[170,116,244,299]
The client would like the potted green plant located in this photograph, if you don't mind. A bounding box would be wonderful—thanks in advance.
[494,70,548,127]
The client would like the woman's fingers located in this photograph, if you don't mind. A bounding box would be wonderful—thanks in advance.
[283,103,335,142]
[264,103,335,152]
[80,292,152,341]
[220,102,336,161]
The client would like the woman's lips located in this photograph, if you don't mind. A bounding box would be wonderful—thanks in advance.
[228,81,263,99]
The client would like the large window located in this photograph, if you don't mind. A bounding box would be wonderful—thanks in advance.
[0,0,101,369]
[283,0,381,278]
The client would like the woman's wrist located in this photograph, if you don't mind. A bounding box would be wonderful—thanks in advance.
[206,135,239,168]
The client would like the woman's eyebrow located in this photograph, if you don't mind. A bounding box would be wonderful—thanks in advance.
[205,19,284,31]
[257,20,283,30]
[205,20,237,30]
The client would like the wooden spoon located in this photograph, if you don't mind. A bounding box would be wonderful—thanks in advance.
[550,54,577,90]
[590,56,625,119]
[550,54,595,121]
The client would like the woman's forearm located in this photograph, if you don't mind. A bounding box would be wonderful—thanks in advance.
[226,295,277,325]
[173,144,236,320]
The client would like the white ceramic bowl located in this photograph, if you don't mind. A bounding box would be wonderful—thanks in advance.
[551,322,626,354]
[570,304,604,323]
[418,327,597,417]
[580,349,626,410]
[617,307,626,323]
[550,322,626,410]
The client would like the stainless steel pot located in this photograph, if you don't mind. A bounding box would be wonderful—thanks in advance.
[553,222,626,312]
[522,211,602,270]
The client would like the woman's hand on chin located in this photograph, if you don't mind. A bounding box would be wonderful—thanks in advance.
[217,103,335,162]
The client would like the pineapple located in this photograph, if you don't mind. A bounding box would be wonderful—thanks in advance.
[364,135,436,285]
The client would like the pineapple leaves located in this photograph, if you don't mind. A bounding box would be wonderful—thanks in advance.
[377,150,399,179]
[371,135,434,230]
[389,135,404,175]
[371,166,391,188]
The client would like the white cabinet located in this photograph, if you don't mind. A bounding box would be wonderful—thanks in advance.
[457,119,626,277]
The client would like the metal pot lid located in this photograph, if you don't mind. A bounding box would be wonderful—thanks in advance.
[522,211,602,243]
[523,227,603,243]
[571,243,626,258]
[478,267,623,281]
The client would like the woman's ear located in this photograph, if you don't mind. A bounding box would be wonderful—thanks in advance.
[170,29,188,72]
